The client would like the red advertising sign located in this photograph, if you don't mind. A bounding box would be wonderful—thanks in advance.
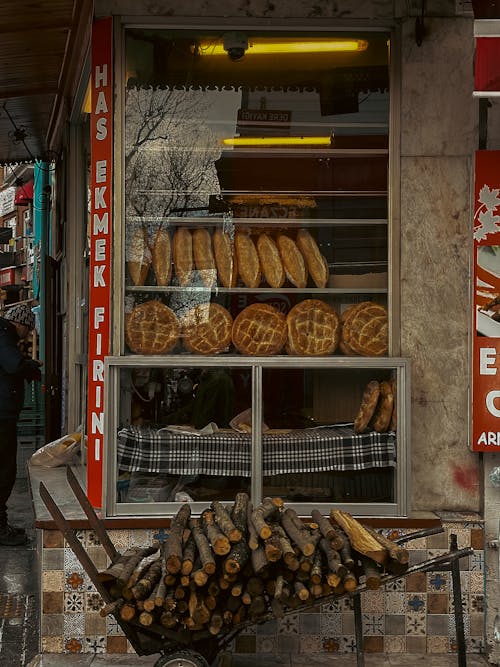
[472,150,500,450]
[475,37,500,93]
[87,17,113,505]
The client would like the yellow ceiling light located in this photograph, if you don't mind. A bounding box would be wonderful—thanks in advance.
[197,38,368,57]
[222,136,333,146]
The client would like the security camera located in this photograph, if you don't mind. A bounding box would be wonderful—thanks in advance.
[223,32,248,61]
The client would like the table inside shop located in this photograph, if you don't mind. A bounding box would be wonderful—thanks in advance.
[117,426,396,502]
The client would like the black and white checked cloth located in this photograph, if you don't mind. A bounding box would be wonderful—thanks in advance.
[116,425,396,477]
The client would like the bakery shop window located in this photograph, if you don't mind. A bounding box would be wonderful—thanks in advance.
[122,27,391,359]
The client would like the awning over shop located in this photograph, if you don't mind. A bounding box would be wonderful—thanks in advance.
[14,180,34,206]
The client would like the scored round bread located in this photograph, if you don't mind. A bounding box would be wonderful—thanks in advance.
[180,302,233,355]
[277,234,308,288]
[235,231,261,288]
[173,227,193,286]
[127,226,151,286]
[296,229,329,288]
[341,301,388,356]
[125,300,180,354]
[371,380,394,432]
[286,299,340,356]
[257,233,285,288]
[232,303,287,356]
[193,228,217,288]
[353,380,380,434]
[152,228,172,287]
[213,228,237,287]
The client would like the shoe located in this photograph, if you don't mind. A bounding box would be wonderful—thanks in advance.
[0,524,28,546]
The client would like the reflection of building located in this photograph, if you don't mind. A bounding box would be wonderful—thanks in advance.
[0,165,35,308]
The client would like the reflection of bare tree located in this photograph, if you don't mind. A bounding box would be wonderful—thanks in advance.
[125,87,222,225]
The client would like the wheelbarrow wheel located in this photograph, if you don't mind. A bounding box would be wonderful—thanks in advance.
[155,649,211,667]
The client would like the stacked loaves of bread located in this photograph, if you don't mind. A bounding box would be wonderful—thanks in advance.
[127,225,330,289]
[353,378,397,434]
[125,298,388,357]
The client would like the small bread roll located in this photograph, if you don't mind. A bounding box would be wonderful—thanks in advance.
[235,231,261,288]
[213,228,237,287]
[152,228,172,286]
[127,226,150,286]
[277,234,307,288]
[173,227,193,286]
[296,229,329,288]
[193,228,216,288]
[257,233,285,288]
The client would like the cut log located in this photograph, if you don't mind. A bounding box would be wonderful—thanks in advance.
[294,581,310,602]
[330,509,388,565]
[212,500,242,543]
[208,611,224,635]
[264,530,282,562]
[360,556,382,590]
[310,551,323,585]
[224,539,250,574]
[342,571,358,592]
[114,546,158,587]
[99,598,123,618]
[281,508,315,556]
[165,504,191,574]
[246,502,260,550]
[319,538,347,587]
[363,524,409,565]
[231,492,249,537]
[190,519,216,575]
[201,509,231,556]
[251,499,276,539]
[131,558,163,600]
[311,509,345,550]
[119,603,136,622]
[181,534,197,576]
[336,528,356,569]
[250,544,268,575]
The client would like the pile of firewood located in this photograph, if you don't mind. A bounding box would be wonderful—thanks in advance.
[98,494,409,635]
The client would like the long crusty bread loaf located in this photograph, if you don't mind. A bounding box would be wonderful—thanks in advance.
[213,228,237,287]
[296,229,329,288]
[257,233,285,288]
[173,227,193,286]
[277,234,307,288]
[235,231,261,288]
[152,228,172,286]
[193,227,217,288]
[127,226,150,286]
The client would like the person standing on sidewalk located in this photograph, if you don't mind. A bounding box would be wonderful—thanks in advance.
[0,303,42,546]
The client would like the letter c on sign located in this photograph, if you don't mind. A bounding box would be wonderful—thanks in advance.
[486,390,500,417]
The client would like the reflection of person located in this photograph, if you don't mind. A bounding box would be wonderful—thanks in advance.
[0,304,43,546]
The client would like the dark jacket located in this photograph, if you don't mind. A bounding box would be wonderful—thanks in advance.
[0,316,41,419]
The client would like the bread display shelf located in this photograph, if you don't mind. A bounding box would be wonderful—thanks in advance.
[125,285,388,294]
[125,217,388,227]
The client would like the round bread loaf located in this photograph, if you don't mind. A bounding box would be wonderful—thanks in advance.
[173,227,193,286]
[235,231,261,288]
[341,301,388,356]
[257,233,285,288]
[296,229,329,288]
[180,302,233,355]
[353,380,380,434]
[286,299,340,356]
[277,234,307,288]
[371,380,394,432]
[125,300,179,354]
[193,227,217,288]
[232,303,287,356]
[213,228,237,287]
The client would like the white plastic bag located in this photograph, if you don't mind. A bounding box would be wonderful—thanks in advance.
[29,432,82,468]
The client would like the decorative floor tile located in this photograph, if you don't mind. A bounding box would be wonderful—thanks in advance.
[405,572,427,592]
[278,613,298,634]
[450,529,471,549]
[299,613,320,634]
[42,570,65,592]
[384,614,405,635]
[362,613,384,636]
[360,590,385,612]
[405,612,426,635]
[385,578,405,592]
[338,635,357,653]
[470,593,484,613]
[385,592,406,614]
[321,597,353,613]
[320,612,342,636]
[428,572,449,591]
[384,635,406,653]
[129,529,153,547]
[322,637,342,653]
[85,612,106,636]
[85,530,101,548]
[448,612,471,639]
[427,593,448,615]
[64,592,84,614]
[63,611,85,636]
[83,636,106,654]
[341,612,355,635]
[107,530,129,550]
[64,637,83,654]
[41,637,64,653]
[468,636,486,653]
[405,536,427,550]
[427,613,449,636]
[64,548,83,572]
[427,635,449,653]
[106,615,125,636]
[470,571,485,593]
[409,550,428,566]
[471,551,485,572]
[405,593,426,614]
[65,572,85,591]
[299,634,322,653]
[256,635,277,653]
[84,592,104,613]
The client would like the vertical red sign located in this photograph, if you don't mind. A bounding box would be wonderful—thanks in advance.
[475,37,500,93]
[472,150,500,450]
[87,17,113,505]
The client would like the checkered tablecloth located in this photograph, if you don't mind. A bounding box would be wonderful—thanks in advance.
[116,425,396,476]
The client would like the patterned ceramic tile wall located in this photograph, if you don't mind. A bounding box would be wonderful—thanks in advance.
[39,516,485,657]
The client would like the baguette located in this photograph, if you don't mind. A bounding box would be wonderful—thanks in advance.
[173,227,194,286]
[127,226,150,286]
[277,234,307,288]
[152,228,172,286]
[296,229,329,288]
[235,231,261,288]
[257,233,285,288]
[213,229,237,287]
[193,228,217,288]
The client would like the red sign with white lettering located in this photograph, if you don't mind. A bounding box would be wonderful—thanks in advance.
[472,150,500,450]
[87,17,113,504]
